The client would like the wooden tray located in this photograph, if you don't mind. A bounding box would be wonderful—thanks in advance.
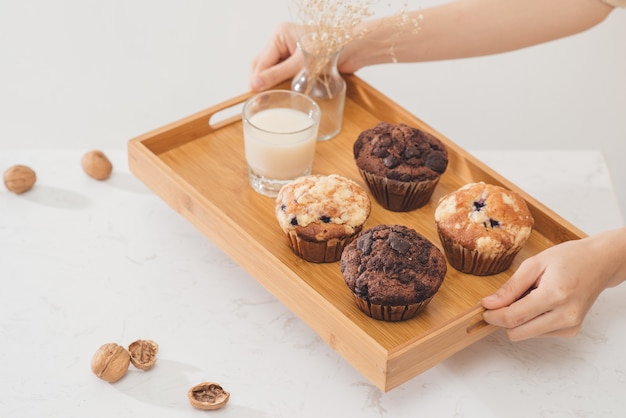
[128,75,585,392]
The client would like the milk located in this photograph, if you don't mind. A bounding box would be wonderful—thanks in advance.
[244,107,317,180]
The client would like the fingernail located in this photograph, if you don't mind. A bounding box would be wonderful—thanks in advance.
[482,293,498,302]
[250,77,265,91]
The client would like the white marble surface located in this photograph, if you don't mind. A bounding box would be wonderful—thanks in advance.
[0,148,624,417]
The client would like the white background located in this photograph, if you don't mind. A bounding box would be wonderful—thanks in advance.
[1,0,624,220]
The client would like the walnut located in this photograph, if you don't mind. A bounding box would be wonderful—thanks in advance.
[128,339,159,371]
[81,150,112,180]
[90,343,130,383]
[187,382,230,410]
[3,165,36,194]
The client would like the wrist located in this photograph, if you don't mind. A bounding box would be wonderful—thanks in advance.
[590,227,626,288]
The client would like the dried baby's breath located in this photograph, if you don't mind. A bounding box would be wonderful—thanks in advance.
[292,0,374,55]
[291,1,423,98]
[291,0,422,61]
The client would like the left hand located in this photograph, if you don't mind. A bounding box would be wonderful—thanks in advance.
[481,236,612,341]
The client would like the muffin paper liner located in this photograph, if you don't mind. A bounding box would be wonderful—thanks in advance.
[353,295,435,321]
[285,228,361,263]
[436,231,522,276]
[358,169,439,212]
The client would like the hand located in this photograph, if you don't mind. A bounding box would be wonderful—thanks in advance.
[249,22,303,91]
[481,235,617,341]
[249,22,365,92]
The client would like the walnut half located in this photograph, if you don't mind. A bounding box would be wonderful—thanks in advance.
[187,382,230,410]
[128,339,159,371]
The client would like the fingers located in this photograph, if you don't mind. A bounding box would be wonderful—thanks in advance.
[250,37,284,83]
[482,286,548,330]
[501,308,582,341]
[482,256,587,340]
[479,234,613,341]
[481,256,555,341]
[481,257,544,310]
[249,22,303,91]
[250,52,303,91]
[249,46,281,91]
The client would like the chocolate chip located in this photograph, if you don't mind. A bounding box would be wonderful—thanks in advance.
[383,154,399,169]
[424,151,447,173]
[290,217,298,226]
[320,215,331,223]
[403,144,421,159]
[356,231,373,255]
[388,232,410,254]
[371,134,392,158]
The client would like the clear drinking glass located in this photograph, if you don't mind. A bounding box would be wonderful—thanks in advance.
[242,90,321,197]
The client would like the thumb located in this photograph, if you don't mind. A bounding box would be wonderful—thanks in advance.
[481,258,543,310]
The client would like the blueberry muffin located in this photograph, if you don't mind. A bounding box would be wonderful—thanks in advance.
[275,174,371,263]
[434,182,535,275]
[353,122,448,212]
[340,224,446,321]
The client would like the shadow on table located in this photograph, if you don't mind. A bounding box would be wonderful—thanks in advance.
[107,172,153,195]
[113,358,268,417]
[22,185,91,210]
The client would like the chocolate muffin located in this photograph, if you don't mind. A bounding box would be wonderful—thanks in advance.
[353,122,448,212]
[340,224,446,321]
[434,182,535,275]
[275,174,371,263]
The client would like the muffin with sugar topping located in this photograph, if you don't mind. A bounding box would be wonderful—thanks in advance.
[275,174,371,263]
[434,182,535,275]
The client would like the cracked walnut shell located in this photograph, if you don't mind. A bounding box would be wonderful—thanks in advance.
[82,150,112,180]
[3,164,36,194]
[90,343,130,383]
[188,382,230,410]
[128,339,159,371]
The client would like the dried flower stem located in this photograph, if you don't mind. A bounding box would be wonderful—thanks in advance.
[291,0,374,55]
[296,32,344,98]
[291,0,422,95]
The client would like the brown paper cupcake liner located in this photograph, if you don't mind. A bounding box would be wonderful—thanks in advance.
[353,295,435,321]
[437,232,521,276]
[285,229,361,263]
[358,169,439,212]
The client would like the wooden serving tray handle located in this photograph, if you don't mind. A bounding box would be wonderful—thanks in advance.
[139,90,256,155]
[465,306,490,334]
[139,82,302,155]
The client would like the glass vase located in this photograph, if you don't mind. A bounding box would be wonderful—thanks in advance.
[292,32,347,141]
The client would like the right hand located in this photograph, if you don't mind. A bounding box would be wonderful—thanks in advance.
[249,22,304,91]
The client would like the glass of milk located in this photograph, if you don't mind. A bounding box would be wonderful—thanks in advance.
[242,90,321,197]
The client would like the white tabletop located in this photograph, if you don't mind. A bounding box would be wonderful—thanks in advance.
[0,148,624,417]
